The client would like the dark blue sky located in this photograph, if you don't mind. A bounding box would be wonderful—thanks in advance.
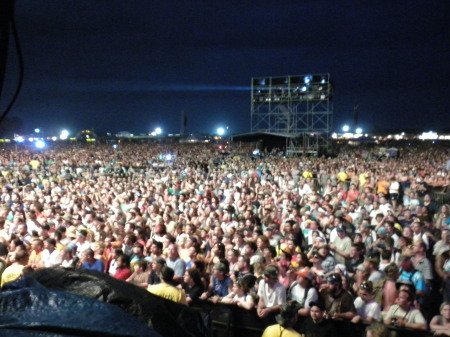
[2,0,449,135]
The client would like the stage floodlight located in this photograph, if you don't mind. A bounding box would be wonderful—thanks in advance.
[217,127,225,136]
[304,75,312,84]
[35,140,46,149]
[355,128,363,134]
[342,125,350,132]
[60,130,69,140]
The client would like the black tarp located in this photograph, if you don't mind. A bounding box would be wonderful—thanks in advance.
[0,277,160,337]
[26,268,209,337]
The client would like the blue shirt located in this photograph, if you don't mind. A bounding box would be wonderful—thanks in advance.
[399,270,426,292]
[212,276,232,297]
[81,259,104,273]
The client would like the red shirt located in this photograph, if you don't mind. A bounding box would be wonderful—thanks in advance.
[114,267,132,280]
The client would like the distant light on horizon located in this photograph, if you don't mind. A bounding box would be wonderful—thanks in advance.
[35,140,46,149]
[217,127,225,136]
[355,127,363,134]
[60,129,69,140]
[342,125,350,132]
[34,128,40,133]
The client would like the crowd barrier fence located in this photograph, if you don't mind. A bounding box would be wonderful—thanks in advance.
[191,300,434,337]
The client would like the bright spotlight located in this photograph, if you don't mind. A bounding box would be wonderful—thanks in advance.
[34,128,40,134]
[155,127,162,135]
[113,144,118,149]
[217,127,225,136]
[342,125,350,132]
[60,130,69,140]
[355,128,363,134]
[35,140,46,149]
[304,75,312,84]
[51,136,57,141]
[301,86,308,92]
[164,154,173,161]
[15,136,24,143]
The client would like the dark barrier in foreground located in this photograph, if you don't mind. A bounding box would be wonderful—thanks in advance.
[0,277,160,337]
[28,268,208,337]
[191,300,435,337]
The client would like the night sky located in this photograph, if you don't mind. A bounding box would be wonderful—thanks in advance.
[2,0,449,136]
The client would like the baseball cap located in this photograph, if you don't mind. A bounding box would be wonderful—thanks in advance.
[264,265,279,280]
[326,273,342,285]
[377,227,388,235]
[297,267,313,280]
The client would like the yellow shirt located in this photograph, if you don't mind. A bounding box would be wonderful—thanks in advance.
[337,171,348,182]
[1,264,25,287]
[30,160,40,170]
[148,282,187,305]
[262,324,302,337]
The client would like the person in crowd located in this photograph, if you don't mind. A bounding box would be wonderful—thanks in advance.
[114,254,132,280]
[61,244,79,269]
[42,238,63,268]
[148,266,187,305]
[221,278,255,310]
[320,273,356,321]
[1,248,29,287]
[257,265,287,318]
[430,302,450,336]
[182,267,205,304]
[383,289,427,330]
[365,323,391,337]
[28,238,45,269]
[288,267,319,317]
[166,243,186,285]
[262,302,302,337]
[300,300,337,337]
[126,260,150,287]
[80,248,104,272]
[351,281,381,323]
[148,256,166,285]
[200,262,232,303]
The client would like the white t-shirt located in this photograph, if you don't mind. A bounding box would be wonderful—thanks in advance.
[354,297,381,320]
[289,283,319,308]
[257,279,286,308]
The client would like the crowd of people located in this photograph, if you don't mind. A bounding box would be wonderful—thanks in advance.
[0,140,449,336]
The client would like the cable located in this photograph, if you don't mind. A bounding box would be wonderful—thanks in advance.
[0,0,24,125]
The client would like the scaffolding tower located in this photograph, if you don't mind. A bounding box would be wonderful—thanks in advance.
[251,74,333,156]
